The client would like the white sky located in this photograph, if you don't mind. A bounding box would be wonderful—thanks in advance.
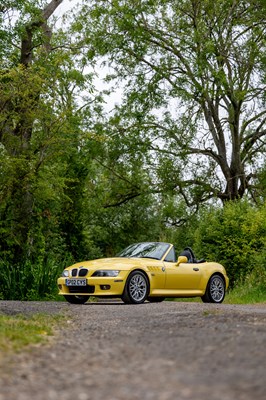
[54,0,123,112]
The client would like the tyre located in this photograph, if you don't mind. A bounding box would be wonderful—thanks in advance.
[201,274,225,303]
[64,295,90,304]
[147,297,165,303]
[122,271,149,304]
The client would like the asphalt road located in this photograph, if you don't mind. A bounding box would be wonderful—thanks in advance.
[0,300,265,400]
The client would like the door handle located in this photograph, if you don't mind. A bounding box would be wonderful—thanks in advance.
[193,267,199,271]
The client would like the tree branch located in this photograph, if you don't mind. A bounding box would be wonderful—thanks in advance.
[20,0,63,66]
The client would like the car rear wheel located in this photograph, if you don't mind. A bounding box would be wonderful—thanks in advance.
[63,295,90,304]
[122,271,149,304]
[201,274,225,303]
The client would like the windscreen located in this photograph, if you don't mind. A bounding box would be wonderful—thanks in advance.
[117,242,170,260]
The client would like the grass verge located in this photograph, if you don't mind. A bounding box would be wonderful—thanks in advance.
[0,313,66,354]
[225,266,266,304]
[225,284,266,304]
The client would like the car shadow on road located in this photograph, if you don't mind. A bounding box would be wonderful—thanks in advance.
[83,299,151,306]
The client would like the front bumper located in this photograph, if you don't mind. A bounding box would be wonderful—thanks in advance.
[57,276,126,297]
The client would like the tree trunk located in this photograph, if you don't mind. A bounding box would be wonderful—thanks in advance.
[1,0,64,261]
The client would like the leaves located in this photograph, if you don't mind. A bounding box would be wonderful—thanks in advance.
[80,0,266,203]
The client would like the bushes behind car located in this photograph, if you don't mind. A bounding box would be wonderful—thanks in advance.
[192,201,266,287]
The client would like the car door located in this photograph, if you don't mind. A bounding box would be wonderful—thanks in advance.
[164,261,203,290]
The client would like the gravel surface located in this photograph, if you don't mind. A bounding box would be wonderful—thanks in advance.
[0,300,265,400]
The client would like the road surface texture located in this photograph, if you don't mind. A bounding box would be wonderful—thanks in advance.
[0,300,265,400]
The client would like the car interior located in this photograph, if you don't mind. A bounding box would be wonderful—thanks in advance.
[179,247,206,264]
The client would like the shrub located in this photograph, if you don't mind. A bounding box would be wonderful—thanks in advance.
[0,258,67,300]
[193,201,266,287]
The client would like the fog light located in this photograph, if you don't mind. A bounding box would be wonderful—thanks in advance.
[100,285,111,290]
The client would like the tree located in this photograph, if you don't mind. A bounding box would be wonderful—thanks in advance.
[79,0,266,207]
[0,0,96,262]
[0,1,172,300]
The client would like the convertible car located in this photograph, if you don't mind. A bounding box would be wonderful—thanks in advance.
[57,242,229,304]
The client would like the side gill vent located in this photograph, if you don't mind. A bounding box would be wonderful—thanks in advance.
[147,266,160,272]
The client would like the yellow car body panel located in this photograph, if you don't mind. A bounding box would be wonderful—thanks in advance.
[57,257,166,297]
[158,260,229,297]
[57,242,229,304]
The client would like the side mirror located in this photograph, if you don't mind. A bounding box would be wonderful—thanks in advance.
[177,256,188,266]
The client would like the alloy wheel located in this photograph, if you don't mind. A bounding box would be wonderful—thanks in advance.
[210,276,225,302]
[129,273,147,302]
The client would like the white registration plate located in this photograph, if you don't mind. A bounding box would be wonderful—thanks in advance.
[66,278,87,286]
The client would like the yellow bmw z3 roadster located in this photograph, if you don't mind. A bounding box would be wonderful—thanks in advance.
[58,242,229,304]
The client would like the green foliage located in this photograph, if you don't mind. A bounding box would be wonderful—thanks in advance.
[0,0,98,299]
[0,257,68,301]
[80,0,266,203]
[232,246,266,303]
[225,245,266,303]
[192,201,266,286]
[83,195,162,257]
[225,266,266,304]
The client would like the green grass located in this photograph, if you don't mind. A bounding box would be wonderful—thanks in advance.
[224,284,266,304]
[225,266,266,304]
[0,313,66,353]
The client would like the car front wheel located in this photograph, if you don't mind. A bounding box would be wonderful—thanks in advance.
[64,295,90,304]
[201,275,225,303]
[122,271,149,304]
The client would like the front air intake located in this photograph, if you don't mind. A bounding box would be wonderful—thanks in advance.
[69,285,95,294]
[79,268,88,277]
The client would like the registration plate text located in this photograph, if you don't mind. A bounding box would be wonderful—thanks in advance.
[66,278,86,286]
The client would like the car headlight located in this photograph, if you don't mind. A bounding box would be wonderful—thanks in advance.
[62,270,69,277]
[92,270,120,277]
